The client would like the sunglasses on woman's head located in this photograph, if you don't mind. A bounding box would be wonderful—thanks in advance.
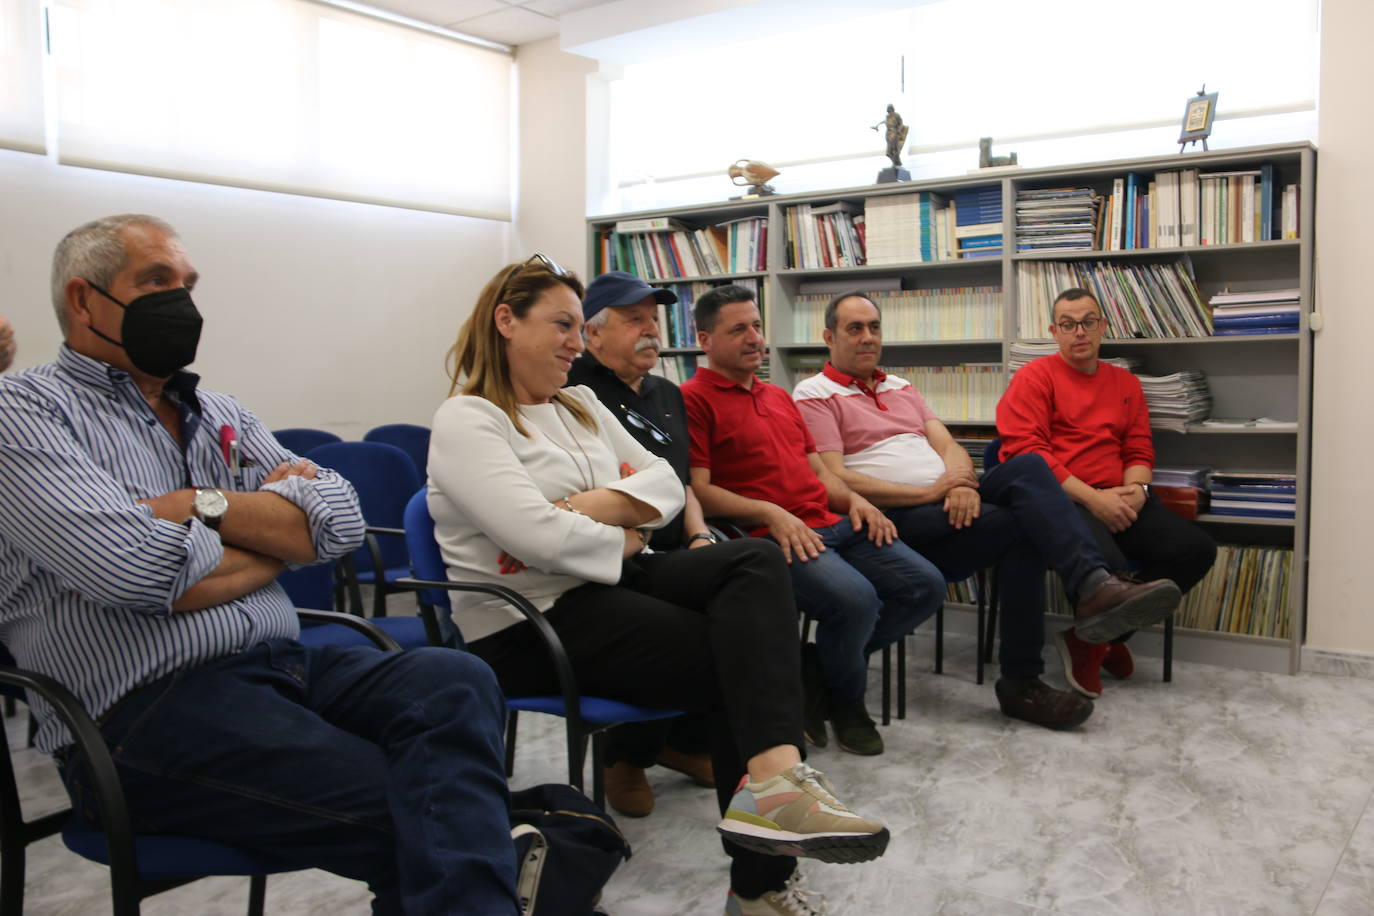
[525,253,569,276]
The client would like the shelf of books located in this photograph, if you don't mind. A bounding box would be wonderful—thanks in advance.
[588,142,1314,674]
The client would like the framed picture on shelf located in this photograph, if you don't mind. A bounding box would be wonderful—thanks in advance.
[1179,89,1218,150]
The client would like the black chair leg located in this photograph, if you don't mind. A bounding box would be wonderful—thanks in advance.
[2,697,13,718]
[1163,615,1174,682]
[504,711,519,778]
[591,733,606,809]
[975,570,987,686]
[566,723,589,794]
[896,634,907,720]
[0,843,25,916]
[984,573,999,665]
[880,646,891,726]
[934,604,944,675]
[246,875,267,916]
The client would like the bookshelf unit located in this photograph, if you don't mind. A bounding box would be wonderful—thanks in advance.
[588,142,1316,675]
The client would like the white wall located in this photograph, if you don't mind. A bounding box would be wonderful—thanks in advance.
[0,149,508,438]
[512,37,603,278]
[1307,0,1374,654]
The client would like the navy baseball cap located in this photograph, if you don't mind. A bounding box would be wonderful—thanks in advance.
[582,271,677,321]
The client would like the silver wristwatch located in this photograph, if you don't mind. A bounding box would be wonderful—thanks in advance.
[191,487,229,530]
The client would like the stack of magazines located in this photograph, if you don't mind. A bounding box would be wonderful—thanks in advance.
[1153,466,1210,487]
[1207,471,1296,519]
[1150,466,1212,519]
[1209,289,1300,336]
[1014,187,1100,252]
[1138,371,1211,432]
[1006,340,1140,376]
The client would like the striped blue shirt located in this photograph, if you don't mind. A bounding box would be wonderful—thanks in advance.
[0,346,366,752]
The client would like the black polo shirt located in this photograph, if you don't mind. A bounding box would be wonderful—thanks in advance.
[566,351,690,550]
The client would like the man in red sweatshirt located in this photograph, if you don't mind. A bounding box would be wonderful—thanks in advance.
[997,287,1216,698]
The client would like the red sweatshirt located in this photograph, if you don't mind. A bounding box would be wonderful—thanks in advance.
[996,354,1154,487]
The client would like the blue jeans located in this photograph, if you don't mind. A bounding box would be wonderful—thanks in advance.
[59,641,518,916]
[782,518,944,706]
[887,454,1109,676]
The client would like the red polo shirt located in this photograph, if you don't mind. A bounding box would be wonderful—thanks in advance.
[682,366,841,536]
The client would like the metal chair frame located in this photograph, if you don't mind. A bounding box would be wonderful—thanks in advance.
[0,610,397,916]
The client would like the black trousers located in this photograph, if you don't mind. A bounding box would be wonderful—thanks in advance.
[1076,496,1217,642]
[604,715,711,768]
[1075,497,1216,593]
[469,538,802,897]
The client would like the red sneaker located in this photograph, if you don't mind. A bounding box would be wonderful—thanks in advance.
[1102,642,1134,680]
[1055,628,1107,699]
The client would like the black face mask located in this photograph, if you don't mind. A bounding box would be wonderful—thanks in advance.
[84,281,203,378]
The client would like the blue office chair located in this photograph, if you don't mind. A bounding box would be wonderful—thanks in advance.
[394,489,681,807]
[278,559,434,649]
[363,424,431,483]
[981,437,1174,683]
[0,611,396,916]
[271,428,342,456]
[306,442,422,621]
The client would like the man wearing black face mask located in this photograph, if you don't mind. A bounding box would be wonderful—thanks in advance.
[0,215,522,914]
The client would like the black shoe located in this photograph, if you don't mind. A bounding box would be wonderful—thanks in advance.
[829,702,883,756]
[995,676,1093,730]
[801,643,828,748]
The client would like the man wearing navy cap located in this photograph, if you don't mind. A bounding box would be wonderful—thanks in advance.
[565,270,717,818]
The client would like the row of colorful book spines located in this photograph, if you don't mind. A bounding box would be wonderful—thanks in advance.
[789,323,1004,343]
[1014,288,1211,339]
[783,209,866,260]
[1175,548,1293,638]
[1103,179,1285,251]
[792,289,1002,306]
[1061,283,1212,339]
[1015,261,1209,318]
[599,227,765,276]
[607,232,722,279]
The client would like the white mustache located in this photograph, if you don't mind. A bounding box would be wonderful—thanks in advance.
[634,337,662,353]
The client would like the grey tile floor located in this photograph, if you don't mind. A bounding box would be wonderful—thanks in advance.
[9,629,1374,915]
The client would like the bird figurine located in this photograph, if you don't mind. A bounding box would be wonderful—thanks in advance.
[727,159,779,197]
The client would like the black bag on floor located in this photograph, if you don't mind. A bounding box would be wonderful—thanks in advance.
[509,784,631,916]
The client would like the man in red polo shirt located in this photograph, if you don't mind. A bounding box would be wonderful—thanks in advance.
[682,285,944,757]
[998,287,1216,697]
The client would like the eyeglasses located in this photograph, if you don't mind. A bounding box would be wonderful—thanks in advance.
[1055,317,1102,333]
[525,253,568,276]
[622,405,671,445]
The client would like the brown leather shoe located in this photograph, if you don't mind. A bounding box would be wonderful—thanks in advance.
[654,747,715,788]
[1073,575,1181,644]
[603,761,653,818]
[995,676,1093,730]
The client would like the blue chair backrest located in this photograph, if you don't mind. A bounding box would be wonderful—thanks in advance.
[402,488,461,646]
[363,424,431,482]
[403,489,450,613]
[277,563,335,611]
[307,442,422,572]
[273,428,342,456]
[983,436,1003,473]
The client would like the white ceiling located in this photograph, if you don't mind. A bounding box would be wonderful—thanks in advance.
[362,0,612,47]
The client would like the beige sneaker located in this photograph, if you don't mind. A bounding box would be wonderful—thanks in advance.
[725,870,827,915]
[716,763,889,864]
